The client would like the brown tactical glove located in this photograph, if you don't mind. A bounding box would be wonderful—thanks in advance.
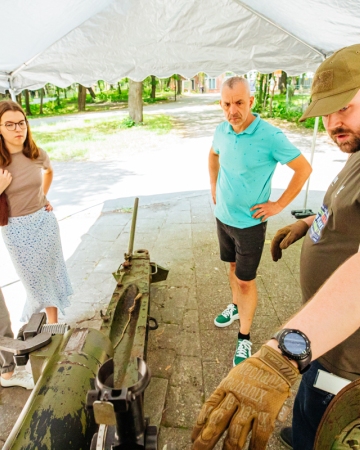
[271,220,309,262]
[192,345,299,450]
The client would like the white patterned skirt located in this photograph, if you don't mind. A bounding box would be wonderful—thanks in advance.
[1,208,72,322]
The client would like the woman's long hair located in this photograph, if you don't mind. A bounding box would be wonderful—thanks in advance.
[0,100,39,167]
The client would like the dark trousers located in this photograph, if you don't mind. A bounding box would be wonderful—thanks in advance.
[0,288,15,374]
[292,360,334,450]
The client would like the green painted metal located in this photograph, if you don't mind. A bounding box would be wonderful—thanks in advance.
[331,419,360,449]
[4,329,113,450]
[101,249,151,388]
[315,379,360,450]
[29,335,63,384]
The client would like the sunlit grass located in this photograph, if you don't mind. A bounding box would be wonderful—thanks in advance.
[31,114,173,161]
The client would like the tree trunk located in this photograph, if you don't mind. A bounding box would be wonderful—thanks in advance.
[117,82,122,95]
[40,89,44,114]
[177,76,182,95]
[279,71,287,94]
[128,80,143,123]
[150,75,156,99]
[16,93,22,106]
[269,75,276,117]
[263,74,269,108]
[257,73,265,107]
[24,90,32,115]
[87,87,96,100]
[78,84,87,111]
[64,88,67,99]
[56,87,61,107]
[166,77,172,88]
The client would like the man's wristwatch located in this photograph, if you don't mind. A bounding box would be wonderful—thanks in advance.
[272,329,312,374]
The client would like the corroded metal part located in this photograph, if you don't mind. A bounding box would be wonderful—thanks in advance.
[102,249,151,388]
[87,357,151,445]
[314,378,360,450]
[150,262,169,284]
[4,329,114,450]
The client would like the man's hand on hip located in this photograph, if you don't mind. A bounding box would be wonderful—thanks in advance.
[250,201,283,221]
[192,345,299,450]
[271,220,310,262]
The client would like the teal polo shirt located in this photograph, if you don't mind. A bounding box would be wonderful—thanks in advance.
[213,114,301,228]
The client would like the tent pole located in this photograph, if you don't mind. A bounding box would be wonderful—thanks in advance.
[9,89,16,102]
[303,116,319,209]
[9,77,17,102]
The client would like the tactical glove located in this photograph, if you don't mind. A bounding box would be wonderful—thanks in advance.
[271,220,309,262]
[192,345,299,450]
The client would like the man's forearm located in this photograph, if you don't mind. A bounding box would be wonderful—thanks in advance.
[209,151,219,186]
[264,252,360,361]
[302,214,316,227]
[277,169,311,208]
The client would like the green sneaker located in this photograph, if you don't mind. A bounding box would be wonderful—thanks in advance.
[214,304,239,327]
[233,338,252,366]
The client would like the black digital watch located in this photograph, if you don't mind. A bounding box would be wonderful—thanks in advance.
[272,329,312,374]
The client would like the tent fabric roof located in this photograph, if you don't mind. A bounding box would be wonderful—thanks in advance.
[1,0,360,93]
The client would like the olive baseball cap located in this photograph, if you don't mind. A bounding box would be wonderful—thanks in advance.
[300,43,360,122]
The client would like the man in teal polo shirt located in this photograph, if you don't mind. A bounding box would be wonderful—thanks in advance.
[210,76,311,366]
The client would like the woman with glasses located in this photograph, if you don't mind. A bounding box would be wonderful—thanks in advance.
[0,100,72,345]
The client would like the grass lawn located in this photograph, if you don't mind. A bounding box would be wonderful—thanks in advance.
[31,114,173,161]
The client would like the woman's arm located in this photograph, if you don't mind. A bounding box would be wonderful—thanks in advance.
[42,166,53,196]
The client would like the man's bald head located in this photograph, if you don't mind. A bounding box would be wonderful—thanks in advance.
[221,77,251,96]
[220,77,254,133]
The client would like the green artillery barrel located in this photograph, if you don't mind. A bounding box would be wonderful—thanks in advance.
[4,328,113,450]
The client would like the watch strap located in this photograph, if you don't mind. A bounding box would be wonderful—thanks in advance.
[272,329,312,375]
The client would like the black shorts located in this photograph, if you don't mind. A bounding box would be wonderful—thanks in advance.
[216,218,267,281]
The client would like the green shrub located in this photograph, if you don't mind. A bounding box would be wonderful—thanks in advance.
[121,116,136,128]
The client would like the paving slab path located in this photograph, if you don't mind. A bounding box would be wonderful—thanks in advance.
[0,94,344,449]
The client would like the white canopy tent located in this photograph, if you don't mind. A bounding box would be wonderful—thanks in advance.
[1,0,360,95]
[1,0,360,210]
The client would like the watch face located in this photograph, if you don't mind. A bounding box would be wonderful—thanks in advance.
[283,332,307,355]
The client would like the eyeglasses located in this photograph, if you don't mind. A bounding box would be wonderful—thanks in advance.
[0,120,27,131]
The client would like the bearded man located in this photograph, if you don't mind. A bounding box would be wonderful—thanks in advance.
[274,43,360,450]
